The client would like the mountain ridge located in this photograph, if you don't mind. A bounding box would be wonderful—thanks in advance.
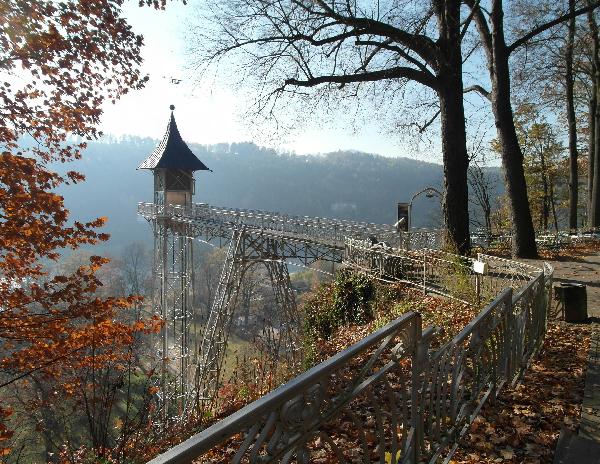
[54,138,466,252]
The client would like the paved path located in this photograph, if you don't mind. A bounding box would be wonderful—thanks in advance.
[536,254,600,463]
[538,254,600,318]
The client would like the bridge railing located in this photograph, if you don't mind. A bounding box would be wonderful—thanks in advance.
[138,202,401,247]
[139,202,450,253]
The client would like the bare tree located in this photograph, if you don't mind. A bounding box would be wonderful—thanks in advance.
[190,0,473,253]
[194,246,226,316]
[466,0,600,256]
[588,5,600,226]
[468,160,497,238]
[566,0,579,229]
[587,7,599,224]
[509,0,588,230]
[119,242,152,298]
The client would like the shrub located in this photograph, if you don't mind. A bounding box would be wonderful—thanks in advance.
[304,270,375,341]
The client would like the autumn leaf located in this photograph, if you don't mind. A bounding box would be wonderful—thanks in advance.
[0,0,156,454]
[384,450,401,464]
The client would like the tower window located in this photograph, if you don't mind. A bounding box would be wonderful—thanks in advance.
[166,170,193,191]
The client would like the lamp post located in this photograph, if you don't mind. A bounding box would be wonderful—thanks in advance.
[408,187,443,230]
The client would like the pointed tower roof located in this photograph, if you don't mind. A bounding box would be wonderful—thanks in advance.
[138,106,210,171]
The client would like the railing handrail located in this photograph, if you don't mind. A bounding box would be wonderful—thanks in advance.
[149,311,420,464]
[138,201,398,234]
[476,252,542,274]
[451,287,513,346]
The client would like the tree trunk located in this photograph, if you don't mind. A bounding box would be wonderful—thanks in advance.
[540,149,550,230]
[550,182,559,232]
[567,0,579,230]
[490,1,538,257]
[436,1,470,255]
[590,8,600,227]
[588,92,596,223]
[439,87,470,254]
[592,80,600,225]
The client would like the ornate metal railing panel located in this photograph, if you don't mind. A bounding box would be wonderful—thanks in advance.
[474,253,537,303]
[418,289,513,461]
[403,229,444,251]
[149,312,422,464]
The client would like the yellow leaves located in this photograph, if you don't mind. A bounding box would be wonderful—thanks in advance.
[384,450,401,464]
[498,447,515,460]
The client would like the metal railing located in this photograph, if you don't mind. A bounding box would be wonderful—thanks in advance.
[142,201,600,254]
[151,312,423,463]
[342,240,539,306]
[149,238,553,463]
[138,202,401,248]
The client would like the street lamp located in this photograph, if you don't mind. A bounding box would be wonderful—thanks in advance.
[408,187,443,230]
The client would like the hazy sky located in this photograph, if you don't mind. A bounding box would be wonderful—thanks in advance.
[98,2,440,159]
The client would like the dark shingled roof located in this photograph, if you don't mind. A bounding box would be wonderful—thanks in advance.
[138,111,210,171]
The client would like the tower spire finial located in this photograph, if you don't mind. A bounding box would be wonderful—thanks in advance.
[170,104,175,111]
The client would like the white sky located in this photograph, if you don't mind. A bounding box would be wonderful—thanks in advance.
[98,1,432,159]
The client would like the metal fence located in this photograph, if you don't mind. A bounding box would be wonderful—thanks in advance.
[138,202,401,247]
[342,241,538,306]
[149,240,553,463]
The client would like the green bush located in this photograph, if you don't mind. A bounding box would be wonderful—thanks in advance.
[304,270,375,340]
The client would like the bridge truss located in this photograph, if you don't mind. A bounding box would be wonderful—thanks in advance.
[139,202,409,419]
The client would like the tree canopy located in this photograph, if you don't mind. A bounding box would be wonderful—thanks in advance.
[0,0,159,451]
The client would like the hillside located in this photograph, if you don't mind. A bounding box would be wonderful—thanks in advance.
[55,138,456,252]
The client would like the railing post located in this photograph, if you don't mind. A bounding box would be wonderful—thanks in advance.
[503,288,514,382]
[422,248,426,295]
[411,314,424,464]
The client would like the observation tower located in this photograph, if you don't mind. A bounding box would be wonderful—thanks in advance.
[138,105,210,417]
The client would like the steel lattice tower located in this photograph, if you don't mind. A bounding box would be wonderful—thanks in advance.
[138,106,211,418]
[138,109,408,421]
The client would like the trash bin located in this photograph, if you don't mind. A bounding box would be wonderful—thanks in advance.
[554,283,588,322]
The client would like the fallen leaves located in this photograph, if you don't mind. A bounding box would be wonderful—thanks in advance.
[451,322,591,463]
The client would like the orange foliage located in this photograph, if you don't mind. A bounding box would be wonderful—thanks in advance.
[0,0,160,444]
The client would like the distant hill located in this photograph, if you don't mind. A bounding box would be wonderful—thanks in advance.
[54,137,462,253]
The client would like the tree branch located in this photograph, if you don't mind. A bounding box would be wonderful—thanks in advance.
[464,0,493,54]
[354,39,431,73]
[418,109,441,133]
[460,0,480,41]
[508,1,600,54]
[464,84,491,100]
[309,0,440,70]
[285,66,439,90]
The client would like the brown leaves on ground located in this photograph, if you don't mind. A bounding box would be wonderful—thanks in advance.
[156,279,579,464]
[539,241,600,260]
[451,322,591,464]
